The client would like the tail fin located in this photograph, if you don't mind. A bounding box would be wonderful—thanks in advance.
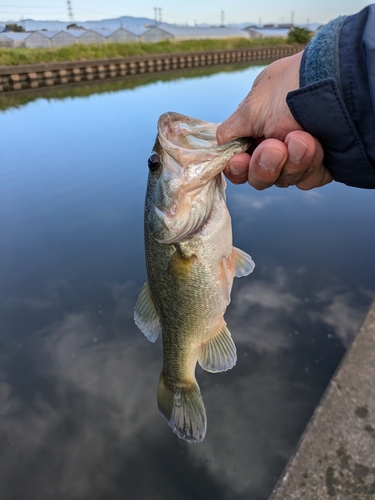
[157,373,207,443]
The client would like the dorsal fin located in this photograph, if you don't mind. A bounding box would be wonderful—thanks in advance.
[198,322,237,373]
[134,280,161,342]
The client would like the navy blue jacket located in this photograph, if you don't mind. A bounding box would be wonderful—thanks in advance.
[287,5,375,188]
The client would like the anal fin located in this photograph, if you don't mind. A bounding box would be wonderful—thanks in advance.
[198,322,237,373]
[134,280,161,342]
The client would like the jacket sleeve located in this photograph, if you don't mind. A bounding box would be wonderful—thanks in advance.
[286,5,375,188]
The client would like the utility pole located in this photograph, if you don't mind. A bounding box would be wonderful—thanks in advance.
[154,7,158,26]
[221,10,225,26]
[291,11,295,26]
[158,8,162,24]
[67,0,74,23]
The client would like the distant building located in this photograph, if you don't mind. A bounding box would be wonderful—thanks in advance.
[243,27,263,39]
[277,23,294,29]
[251,27,289,38]
[161,26,249,41]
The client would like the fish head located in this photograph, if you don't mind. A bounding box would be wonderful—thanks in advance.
[146,112,251,244]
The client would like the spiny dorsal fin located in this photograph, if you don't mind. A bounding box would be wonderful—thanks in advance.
[198,322,237,373]
[134,280,161,342]
[232,246,255,278]
[157,373,206,443]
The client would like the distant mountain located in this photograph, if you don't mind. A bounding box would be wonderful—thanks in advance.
[0,15,322,33]
[0,16,159,32]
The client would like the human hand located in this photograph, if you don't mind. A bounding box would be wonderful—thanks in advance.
[217,52,303,142]
[223,131,332,190]
[216,52,333,189]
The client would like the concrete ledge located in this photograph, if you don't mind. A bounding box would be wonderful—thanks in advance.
[0,45,304,93]
[270,297,375,499]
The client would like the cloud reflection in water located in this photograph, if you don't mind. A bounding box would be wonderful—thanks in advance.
[0,264,369,500]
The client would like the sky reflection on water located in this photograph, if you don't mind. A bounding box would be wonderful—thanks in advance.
[0,65,374,500]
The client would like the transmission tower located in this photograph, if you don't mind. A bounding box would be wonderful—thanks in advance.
[67,0,74,22]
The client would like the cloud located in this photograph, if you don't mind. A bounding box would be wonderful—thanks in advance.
[226,266,302,352]
[309,290,369,347]
[231,192,278,211]
[234,267,301,313]
[187,363,314,498]
[0,309,167,499]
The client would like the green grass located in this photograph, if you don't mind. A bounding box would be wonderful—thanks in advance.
[0,37,292,66]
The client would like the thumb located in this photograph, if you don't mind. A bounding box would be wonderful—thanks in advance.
[216,100,254,145]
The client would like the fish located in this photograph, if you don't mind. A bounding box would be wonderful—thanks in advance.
[134,112,255,443]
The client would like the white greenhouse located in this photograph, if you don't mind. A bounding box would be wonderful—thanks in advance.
[107,28,139,43]
[43,30,76,47]
[24,31,50,48]
[1,32,30,48]
[0,33,13,47]
[1,25,258,48]
[79,30,105,44]
[65,29,105,45]
[131,26,173,43]
[162,26,250,41]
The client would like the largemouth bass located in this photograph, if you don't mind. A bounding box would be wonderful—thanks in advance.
[134,112,255,443]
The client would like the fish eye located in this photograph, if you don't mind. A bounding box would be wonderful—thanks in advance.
[148,153,160,172]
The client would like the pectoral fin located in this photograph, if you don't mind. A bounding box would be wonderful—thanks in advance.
[134,280,161,342]
[198,322,237,373]
[232,247,255,277]
[167,248,197,279]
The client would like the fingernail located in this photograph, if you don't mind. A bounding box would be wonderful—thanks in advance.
[259,148,285,171]
[230,161,247,176]
[288,138,308,162]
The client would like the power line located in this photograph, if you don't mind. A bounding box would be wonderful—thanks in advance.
[0,4,59,7]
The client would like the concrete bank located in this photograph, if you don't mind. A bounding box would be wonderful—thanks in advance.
[270,297,375,499]
[0,45,304,93]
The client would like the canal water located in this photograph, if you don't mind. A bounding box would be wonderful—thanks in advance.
[1,64,374,500]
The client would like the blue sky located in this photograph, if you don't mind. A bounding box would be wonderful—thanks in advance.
[0,0,370,25]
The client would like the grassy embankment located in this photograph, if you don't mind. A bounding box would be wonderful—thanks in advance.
[0,37,291,66]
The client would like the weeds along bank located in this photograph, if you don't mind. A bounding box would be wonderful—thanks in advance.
[0,37,299,66]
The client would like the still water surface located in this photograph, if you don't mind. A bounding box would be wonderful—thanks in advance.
[1,65,374,499]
